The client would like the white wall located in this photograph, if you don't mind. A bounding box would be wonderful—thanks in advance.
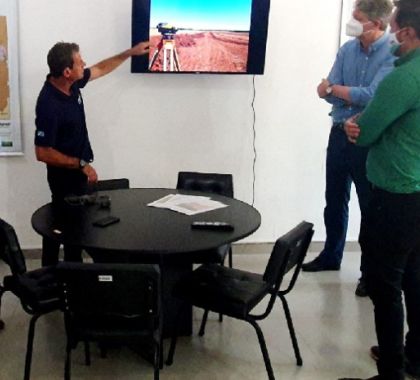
[0,0,362,249]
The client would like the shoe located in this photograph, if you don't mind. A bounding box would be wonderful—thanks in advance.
[355,278,368,297]
[369,346,420,380]
[302,256,340,272]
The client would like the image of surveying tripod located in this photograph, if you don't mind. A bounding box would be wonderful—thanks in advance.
[149,23,181,72]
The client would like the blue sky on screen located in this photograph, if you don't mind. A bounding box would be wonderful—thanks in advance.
[150,0,252,31]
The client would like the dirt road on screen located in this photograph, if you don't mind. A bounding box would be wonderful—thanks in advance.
[149,31,249,72]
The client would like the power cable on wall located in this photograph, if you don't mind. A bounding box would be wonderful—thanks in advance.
[251,75,257,207]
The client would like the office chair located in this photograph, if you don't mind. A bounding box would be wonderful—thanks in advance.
[57,262,162,380]
[94,178,130,191]
[176,171,234,267]
[0,218,61,380]
[177,171,234,324]
[166,221,314,380]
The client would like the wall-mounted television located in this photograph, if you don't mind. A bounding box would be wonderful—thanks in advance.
[131,0,270,75]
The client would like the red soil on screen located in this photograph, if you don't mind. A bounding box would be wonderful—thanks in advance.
[149,31,249,72]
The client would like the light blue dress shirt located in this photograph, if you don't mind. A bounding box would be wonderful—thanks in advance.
[326,32,395,124]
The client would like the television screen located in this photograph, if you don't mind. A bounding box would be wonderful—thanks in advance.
[131,0,270,74]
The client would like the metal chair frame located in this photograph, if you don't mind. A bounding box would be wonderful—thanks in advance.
[166,222,314,380]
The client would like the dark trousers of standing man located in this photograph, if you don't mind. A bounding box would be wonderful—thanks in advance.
[318,124,371,271]
[361,187,420,380]
[42,167,88,267]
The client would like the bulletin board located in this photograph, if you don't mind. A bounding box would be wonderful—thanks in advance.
[0,0,22,156]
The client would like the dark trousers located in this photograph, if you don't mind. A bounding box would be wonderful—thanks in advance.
[360,187,420,380]
[42,167,88,267]
[319,125,371,272]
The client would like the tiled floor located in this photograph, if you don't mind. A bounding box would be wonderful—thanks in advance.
[0,251,380,380]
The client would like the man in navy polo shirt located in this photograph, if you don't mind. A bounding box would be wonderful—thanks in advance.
[35,41,149,266]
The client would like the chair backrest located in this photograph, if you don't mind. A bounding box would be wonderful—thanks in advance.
[177,171,234,198]
[57,262,160,320]
[263,221,314,293]
[0,218,27,275]
[95,178,130,191]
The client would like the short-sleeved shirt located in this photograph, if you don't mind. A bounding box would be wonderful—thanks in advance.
[35,68,93,162]
[35,69,93,199]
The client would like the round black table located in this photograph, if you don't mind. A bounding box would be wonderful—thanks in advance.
[32,188,261,261]
[32,188,261,335]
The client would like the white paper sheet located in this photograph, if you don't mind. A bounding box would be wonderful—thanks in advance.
[147,194,228,215]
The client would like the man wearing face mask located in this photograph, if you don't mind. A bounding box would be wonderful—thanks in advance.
[302,0,394,298]
[340,1,420,379]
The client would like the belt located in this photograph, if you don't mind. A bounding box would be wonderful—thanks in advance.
[370,183,385,192]
[371,183,420,198]
[332,122,345,130]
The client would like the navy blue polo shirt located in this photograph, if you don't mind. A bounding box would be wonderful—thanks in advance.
[35,68,93,162]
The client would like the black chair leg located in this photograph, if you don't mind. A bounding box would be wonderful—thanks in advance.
[198,309,210,336]
[24,314,41,380]
[166,331,178,366]
[218,313,223,323]
[248,319,275,380]
[228,247,233,268]
[0,286,5,330]
[159,336,164,369]
[166,305,184,366]
[154,341,160,380]
[84,341,91,366]
[279,294,302,366]
[65,342,71,380]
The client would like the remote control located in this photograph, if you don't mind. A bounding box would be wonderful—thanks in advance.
[93,215,120,227]
[191,221,234,231]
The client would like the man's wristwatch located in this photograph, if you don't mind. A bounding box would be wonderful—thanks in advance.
[79,159,88,169]
[326,85,333,95]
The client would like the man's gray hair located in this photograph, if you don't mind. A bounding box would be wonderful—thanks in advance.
[356,0,393,30]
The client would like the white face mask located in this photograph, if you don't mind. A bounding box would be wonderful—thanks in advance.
[346,18,371,37]
[388,28,406,55]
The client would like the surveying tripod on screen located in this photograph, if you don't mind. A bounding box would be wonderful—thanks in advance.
[149,23,181,72]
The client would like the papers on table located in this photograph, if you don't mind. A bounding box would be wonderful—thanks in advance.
[147,194,228,216]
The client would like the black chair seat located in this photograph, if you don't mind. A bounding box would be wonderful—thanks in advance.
[0,218,61,380]
[174,264,271,319]
[4,267,60,313]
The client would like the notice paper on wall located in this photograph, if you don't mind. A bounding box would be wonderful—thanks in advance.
[0,0,22,156]
[147,194,228,216]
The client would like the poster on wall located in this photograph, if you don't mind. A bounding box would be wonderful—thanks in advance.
[0,0,22,156]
